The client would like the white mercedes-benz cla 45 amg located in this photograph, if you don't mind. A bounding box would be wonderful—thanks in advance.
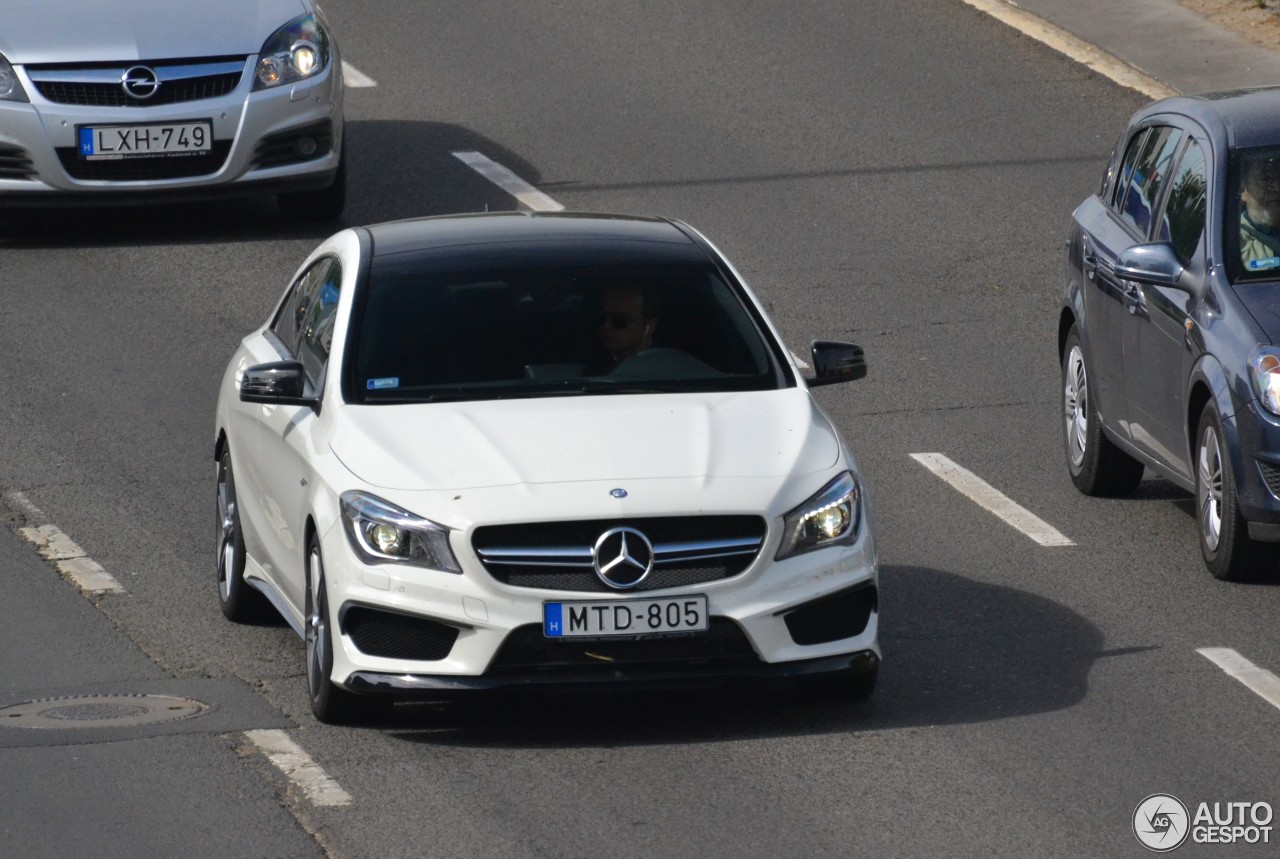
[214,212,879,723]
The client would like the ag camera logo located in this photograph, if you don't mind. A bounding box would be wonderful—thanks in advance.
[1133,794,1189,852]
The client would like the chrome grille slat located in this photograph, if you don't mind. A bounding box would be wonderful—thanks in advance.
[27,57,247,107]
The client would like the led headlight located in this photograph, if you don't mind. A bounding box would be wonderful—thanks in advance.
[253,14,330,90]
[340,491,462,573]
[776,471,861,560]
[0,54,29,103]
[1250,347,1280,417]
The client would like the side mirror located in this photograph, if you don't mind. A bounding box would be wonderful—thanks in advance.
[808,340,866,386]
[239,360,318,408]
[1114,243,1186,289]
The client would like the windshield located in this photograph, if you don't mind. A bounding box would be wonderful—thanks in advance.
[344,258,784,404]
[1230,146,1280,281]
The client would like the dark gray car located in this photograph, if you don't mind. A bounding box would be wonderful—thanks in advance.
[1060,86,1280,581]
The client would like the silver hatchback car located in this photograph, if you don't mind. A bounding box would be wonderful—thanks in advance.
[0,0,344,218]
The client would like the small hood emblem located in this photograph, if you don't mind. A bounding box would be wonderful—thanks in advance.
[610,488,628,499]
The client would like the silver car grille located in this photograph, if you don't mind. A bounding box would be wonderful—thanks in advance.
[26,58,246,107]
[472,516,767,593]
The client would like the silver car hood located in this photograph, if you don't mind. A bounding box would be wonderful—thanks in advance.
[2,0,308,65]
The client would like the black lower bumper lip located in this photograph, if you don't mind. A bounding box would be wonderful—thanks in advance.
[344,649,879,697]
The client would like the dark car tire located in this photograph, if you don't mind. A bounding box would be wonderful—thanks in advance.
[1062,325,1144,496]
[1195,402,1268,581]
[306,538,365,724]
[216,449,270,622]
[278,154,346,222]
[795,663,878,704]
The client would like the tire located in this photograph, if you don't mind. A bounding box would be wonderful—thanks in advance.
[216,449,269,622]
[1195,402,1267,581]
[278,153,346,222]
[1062,326,1144,496]
[795,664,877,704]
[306,538,364,724]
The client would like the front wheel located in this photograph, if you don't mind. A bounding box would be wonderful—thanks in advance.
[1062,325,1144,496]
[216,449,269,622]
[306,539,363,724]
[278,154,346,222]
[1195,403,1267,581]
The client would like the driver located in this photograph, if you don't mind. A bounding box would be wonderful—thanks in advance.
[597,283,659,363]
[1240,156,1280,267]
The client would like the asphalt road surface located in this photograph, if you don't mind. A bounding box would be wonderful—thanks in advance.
[4,2,1279,856]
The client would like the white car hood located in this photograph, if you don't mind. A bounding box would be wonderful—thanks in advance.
[2,0,307,65]
[330,390,842,492]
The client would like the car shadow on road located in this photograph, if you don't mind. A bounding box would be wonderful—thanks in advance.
[378,565,1110,748]
[0,120,545,249]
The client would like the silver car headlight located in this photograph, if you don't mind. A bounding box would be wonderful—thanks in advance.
[1249,346,1280,417]
[253,14,331,90]
[340,491,462,573]
[776,471,861,560]
[0,54,29,103]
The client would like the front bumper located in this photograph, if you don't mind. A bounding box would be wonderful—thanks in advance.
[0,57,342,205]
[316,513,881,696]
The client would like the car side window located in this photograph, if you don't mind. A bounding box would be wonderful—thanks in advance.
[1158,140,1207,263]
[272,258,334,356]
[297,260,343,388]
[1115,126,1184,237]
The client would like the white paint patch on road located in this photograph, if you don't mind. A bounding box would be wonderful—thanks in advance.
[960,0,1178,99]
[910,453,1075,547]
[1198,648,1280,714]
[244,729,352,807]
[17,523,125,594]
[342,61,377,88]
[2,490,46,520]
[452,150,565,212]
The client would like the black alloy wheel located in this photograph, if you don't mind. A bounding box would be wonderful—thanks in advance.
[216,448,268,622]
[1061,325,1144,496]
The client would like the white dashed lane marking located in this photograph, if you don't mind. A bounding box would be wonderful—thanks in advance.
[17,523,125,594]
[342,61,377,88]
[453,150,565,212]
[244,729,353,807]
[1198,648,1280,714]
[910,453,1075,547]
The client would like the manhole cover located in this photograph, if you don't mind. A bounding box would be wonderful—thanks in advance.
[0,694,209,729]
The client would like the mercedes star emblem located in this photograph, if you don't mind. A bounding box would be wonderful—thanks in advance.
[592,526,654,589]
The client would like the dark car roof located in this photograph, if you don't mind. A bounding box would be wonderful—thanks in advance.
[364,212,699,259]
[1138,86,1280,150]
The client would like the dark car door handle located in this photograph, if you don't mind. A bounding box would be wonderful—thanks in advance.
[1082,249,1098,280]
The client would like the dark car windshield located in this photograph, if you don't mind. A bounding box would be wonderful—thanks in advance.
[344,257,785,404]
[1230,146,1280,282]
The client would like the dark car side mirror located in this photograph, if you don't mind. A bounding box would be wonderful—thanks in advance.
[808,340,866,386]
[239,360,319,408]
[1114,243,1190,291]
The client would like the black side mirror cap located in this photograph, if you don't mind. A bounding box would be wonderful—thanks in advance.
[239,360,318,408]
[808,340,866,386]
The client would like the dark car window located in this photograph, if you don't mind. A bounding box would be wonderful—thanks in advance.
[1115,126,1184,237]
[1231,146,1280,279]
[273,258,336,356]
[346,260,781,404]
[1158,139,1207,263]
[297,260,342,388]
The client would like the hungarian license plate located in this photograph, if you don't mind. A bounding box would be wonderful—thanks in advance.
[544,594,708,638]
[78,122,212,160]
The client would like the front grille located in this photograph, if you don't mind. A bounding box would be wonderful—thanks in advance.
[342,606,459,661]
[487,618,760,676]
[1259,460,1280,499]
[252,120,334,169]
[27,57,246,107]
[56,141,232,181]
[782,583,877,646]
[473,516,767,593]
[0,144,36,180]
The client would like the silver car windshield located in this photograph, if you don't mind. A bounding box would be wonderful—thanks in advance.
[346,261,784,403]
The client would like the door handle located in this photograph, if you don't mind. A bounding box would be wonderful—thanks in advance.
[1122,283,1142,313]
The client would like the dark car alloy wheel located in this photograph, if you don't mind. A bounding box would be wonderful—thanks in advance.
[216,449,267,622]
[1061,326,1144,496]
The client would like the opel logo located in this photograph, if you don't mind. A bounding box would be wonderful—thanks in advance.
[592,527,654,589]
[121,66,160,100]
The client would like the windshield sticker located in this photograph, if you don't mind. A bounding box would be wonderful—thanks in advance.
[1247,257,1280,271]
[367,377,400,390]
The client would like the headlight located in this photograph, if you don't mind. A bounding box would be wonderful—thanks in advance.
[253,14,330,90]
[776,471,861,560]
[0,54,29,103]
[339,491,462,573]
[1249,346,1280,417]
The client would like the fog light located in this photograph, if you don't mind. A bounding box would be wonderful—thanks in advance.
[369,524,401,554]
[296,136,318,157]
[256,56,283,86]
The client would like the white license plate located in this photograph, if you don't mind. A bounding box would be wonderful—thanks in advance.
[544,594,708,638]
[78,122,212,160]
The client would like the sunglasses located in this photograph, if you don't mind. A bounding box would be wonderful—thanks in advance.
[598,312,641,329]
